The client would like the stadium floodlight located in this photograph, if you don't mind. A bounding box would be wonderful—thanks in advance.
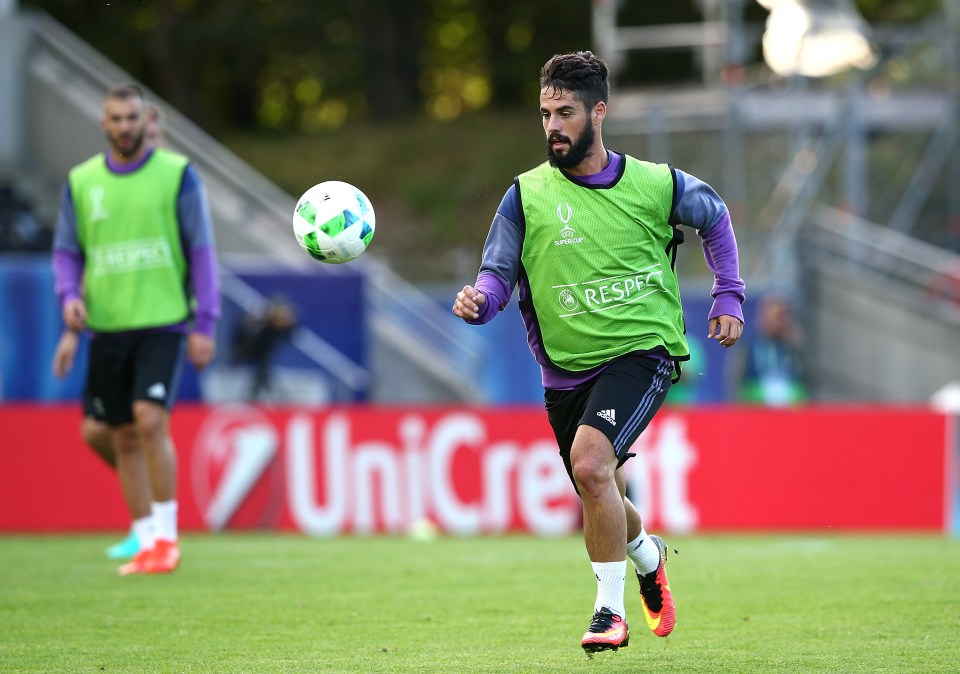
[756,0,877,78]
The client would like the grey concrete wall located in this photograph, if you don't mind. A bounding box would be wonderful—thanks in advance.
[0,13,31,174]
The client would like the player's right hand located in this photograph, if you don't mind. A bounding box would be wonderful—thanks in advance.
[52,330,79,378]
[62,298,87,332]
[452,285,486,321]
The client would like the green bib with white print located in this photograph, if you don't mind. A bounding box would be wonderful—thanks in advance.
[517,156,688,373]
[69,148,190,332]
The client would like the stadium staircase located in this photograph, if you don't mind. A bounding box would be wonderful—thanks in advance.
[800,207,960,400]
[0,8,485,404]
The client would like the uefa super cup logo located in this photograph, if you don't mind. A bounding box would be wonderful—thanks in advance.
[558,288,579,311]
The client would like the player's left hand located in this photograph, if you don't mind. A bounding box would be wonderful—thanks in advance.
[188,333,216,370]
[708,315,743,348]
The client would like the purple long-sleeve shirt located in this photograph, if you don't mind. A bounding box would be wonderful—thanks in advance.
[52,148,220,337]
[469,151,745,389]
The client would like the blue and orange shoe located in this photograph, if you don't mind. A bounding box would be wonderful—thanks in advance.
[581,607,629,653]
[638,534,675,637]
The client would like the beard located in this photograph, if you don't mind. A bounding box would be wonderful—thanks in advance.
[545,121,595,169]
[108,127,146,158]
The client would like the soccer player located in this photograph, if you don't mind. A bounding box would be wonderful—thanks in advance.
[51,330,142,559]
[452,51,745,652]
[733,293,807,406]
[50,96,170,562]
[52,83,220,575]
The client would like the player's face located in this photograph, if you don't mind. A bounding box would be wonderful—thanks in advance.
[102,97,147,159]
[541,88,596,169]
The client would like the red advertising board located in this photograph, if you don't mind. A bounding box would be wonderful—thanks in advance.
[0,404,952,534]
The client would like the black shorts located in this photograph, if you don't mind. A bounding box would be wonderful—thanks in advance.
[86,332,187,426]
[81,390,102,422]
[544,355,674,490]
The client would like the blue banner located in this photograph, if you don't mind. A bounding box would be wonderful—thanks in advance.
[0,257,366,402]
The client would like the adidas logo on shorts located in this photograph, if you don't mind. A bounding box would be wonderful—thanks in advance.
[147,382,167,400]
[596,408,616,426]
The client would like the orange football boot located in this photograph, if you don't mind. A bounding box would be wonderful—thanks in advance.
[581,607,629,653]
[117,539,180,575]
[118,548,153,576]
[148,539,180,573]
[638,534,675,637]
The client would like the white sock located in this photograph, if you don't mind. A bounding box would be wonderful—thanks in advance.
[627,529,661,575]
[592,561,627,618]
[132,515,157,550]
[152,500,178,543]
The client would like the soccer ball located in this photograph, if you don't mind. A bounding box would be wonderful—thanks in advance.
[292,181,375,264]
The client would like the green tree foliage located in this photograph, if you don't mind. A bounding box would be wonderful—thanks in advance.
[857,0,941,22]
[23,0,942,134]
[22,0,602,132]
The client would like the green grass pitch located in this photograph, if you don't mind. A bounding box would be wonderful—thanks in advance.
[1,533,958,673]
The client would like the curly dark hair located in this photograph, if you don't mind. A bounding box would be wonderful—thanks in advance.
[540,51,610,110]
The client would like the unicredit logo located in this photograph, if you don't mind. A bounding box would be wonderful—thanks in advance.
[189,407,698,536]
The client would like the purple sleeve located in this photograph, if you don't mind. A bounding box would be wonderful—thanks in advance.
[178,164,221,336]
[189,245,220,336]
[700,212,746,322]
[53,249,84,306]
[469,270,511,325]
[52,183,83,306]
[463,185,523,325]
[670,169,745,322]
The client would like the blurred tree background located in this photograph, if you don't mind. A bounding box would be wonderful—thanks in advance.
[21,0,941,280]
[23,0,704,131]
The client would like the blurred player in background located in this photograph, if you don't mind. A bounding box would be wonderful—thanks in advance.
[52,83,220,575]
[733,292,806,406]
[51,97,170,562]
[229,295,298,401]
[51,333,136,556]
[453,51,745,653]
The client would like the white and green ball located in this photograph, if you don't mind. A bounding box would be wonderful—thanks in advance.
[292,181,375,264]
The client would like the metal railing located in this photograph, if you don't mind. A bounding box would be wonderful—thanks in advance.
[807,206,960,324]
